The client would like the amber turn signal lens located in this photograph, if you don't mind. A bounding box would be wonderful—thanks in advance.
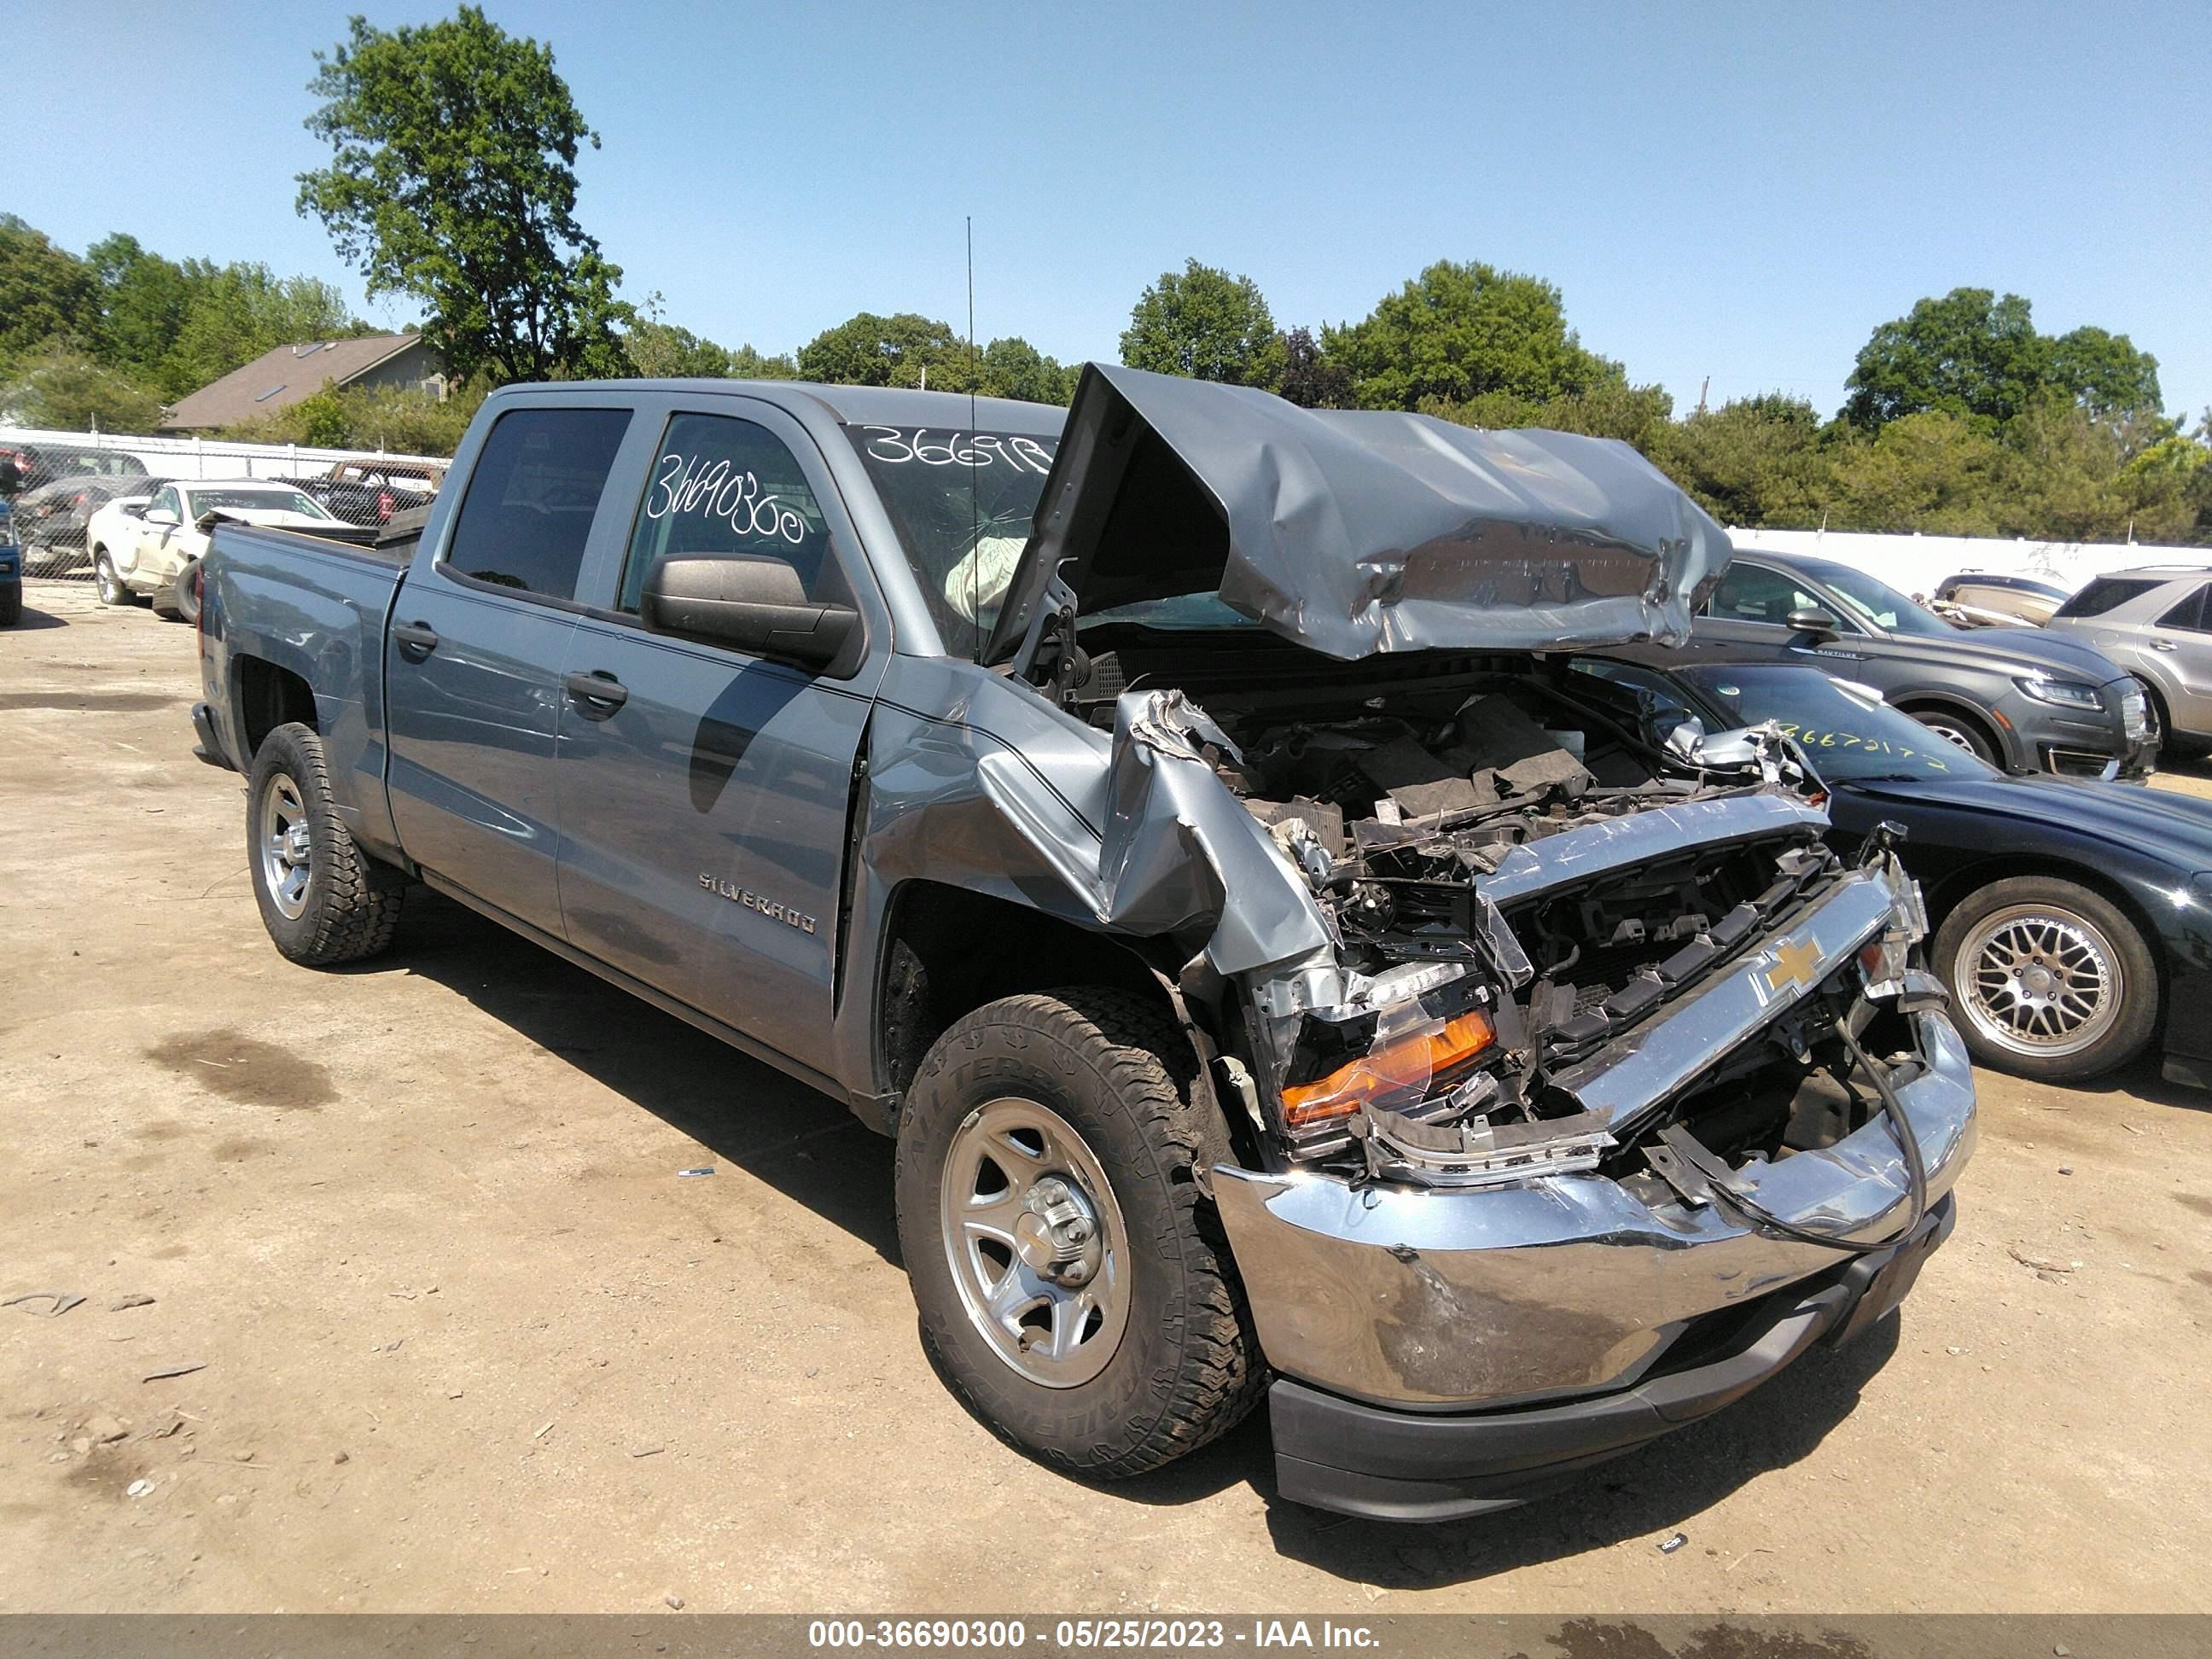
[1280,1010,1495,1128]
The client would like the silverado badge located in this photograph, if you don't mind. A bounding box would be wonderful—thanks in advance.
[701,874,818,935]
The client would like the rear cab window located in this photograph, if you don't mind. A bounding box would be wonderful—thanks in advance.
[441,407,632,602]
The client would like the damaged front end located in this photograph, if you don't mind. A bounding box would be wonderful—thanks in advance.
[1097,670,1973,1519]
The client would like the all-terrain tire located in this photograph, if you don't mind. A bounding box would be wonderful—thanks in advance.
[894,987,1264,1479]
[247,721,407,965]
[0,583,19,627]
[1932,875,2159,1083]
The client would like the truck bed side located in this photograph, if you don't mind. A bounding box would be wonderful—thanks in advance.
[200,521,413,866]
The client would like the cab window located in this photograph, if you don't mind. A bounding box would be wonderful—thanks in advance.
[617,413,841,614]
[443,407,632,601]
[149,486,181,521]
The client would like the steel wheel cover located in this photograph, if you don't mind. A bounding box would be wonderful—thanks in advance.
[1953,902,2123,1058]
[259,772,313,920]
[939,1096,1131,1388]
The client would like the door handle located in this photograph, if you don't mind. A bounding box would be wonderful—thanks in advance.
[2151,640,2177,652]
[392,620,439,659]
[565,669,629,711]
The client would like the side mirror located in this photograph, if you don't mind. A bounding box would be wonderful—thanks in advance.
[1786,606,1839,640]
[642,555,859,673]
[122,502,147,518]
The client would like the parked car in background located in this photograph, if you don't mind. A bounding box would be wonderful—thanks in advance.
[187,370,1973,1521]
[0,441,148,496]
[2043,565,2212,758]
[1691,550,2152,776]
[1927,572,2071,630]
[0,484,19,628]
[17,473,172,576]
[96,480,351,616]
[287,458,446,527]
[1577,652,2212,1087]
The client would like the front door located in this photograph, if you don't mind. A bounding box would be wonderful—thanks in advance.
[553,402,883,1077]
[383,404,634,934]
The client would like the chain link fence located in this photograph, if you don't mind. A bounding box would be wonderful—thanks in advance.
[2,429,445,582]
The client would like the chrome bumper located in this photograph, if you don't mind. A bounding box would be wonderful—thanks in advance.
[1215,1002,1976,1410]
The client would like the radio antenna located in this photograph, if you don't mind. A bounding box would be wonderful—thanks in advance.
[967,215,981,663]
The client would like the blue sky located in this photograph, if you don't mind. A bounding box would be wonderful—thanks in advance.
[6,0,2207,420]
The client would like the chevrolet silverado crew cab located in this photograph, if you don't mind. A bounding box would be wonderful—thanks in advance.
[190,367,1976,1521]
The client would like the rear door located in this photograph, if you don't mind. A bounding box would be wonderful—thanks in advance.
[383,403,634,934]
[2147,582,2212,730]
[552,398,886,1078]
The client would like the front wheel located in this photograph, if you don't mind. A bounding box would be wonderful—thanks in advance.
[247,722,408,965]
[894,988,1262,1479]
[1932,876,2159,1082]
[93,553,129,607]
[1909,707,2000,765]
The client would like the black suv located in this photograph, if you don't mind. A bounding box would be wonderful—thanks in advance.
[1690,550,2153,776]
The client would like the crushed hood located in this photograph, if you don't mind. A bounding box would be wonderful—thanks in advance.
[987,362,1732,665]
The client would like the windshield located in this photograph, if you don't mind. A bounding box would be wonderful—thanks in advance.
[1677,663,1996,783]
[844,424,1060,657]
[1791,557,1956,637]
[187,487,333,519]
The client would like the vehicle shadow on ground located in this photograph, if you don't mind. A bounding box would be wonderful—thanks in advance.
[368,888,900,1262]
[3,602,70,630]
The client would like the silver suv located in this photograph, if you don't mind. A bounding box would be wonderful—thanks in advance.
[2045,565,2212,754]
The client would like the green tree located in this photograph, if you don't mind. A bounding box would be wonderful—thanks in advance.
[1324,259,1620,410]
[0,344,165,433]
[796,312,965,387]
[979,336,1075,405]
[1277,326,1351,409]
[1650,393,1835,527]
[83,235,197,392]
[1428,380,1675,451]
[1841,288,2163,431]
[1120,259,1283,387]
[622,315,732,378]
[0,215,97,371]
[297,6,627,382]
[1824,411,2014,534]
[222,375,492,456]
[725,344,798,381]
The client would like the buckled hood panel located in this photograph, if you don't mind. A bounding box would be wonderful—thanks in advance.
[987,363,1734,666]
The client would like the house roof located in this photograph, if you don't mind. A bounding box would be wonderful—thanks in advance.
[160,334,430,430]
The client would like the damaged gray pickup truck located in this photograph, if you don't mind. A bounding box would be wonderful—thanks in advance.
[191,364,1975,1521]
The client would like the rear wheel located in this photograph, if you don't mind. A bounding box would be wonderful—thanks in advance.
[247,722,407,965]
[1908,706,2000,765]
[1933,876,2158,1082]
[173,557,203,624]
[0,584,19,628]
[894,988,1262,1479]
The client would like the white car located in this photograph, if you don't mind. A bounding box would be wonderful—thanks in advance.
[90,480,341,616]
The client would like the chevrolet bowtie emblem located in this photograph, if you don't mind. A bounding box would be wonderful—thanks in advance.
[1764,939,1822,992]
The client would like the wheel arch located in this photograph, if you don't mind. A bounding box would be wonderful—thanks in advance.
[1890,692,2008,763]
[231,655,319,761]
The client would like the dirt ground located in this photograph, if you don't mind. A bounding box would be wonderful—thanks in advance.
[2,576,2209,1616]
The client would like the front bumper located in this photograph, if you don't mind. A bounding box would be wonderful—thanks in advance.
[2002,677,2154,779]
[1267,1193,1954,1521]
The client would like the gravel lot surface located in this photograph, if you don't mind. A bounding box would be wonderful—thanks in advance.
[3,578,2208,1614]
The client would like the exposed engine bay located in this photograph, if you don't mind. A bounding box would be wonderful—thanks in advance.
[1069,631,1939,1202]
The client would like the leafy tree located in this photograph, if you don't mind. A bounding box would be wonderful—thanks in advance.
[0,344,165,433]
[725,344,798,381]
[1277,326,1352,408]
[1841,288,2162,430]
[222,375,492,455]
[83,235,197,393]
[1120,259,1283,387]
[1823,411,2013,534]
[980,336,1075,405]
[1650,393,1836,527]
[622,316,733,378]
[796,311,964,387]
[1324,260,1620,410]
[297,6,628,381]
[1428,380,1674,451]
[0,215,97,371]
